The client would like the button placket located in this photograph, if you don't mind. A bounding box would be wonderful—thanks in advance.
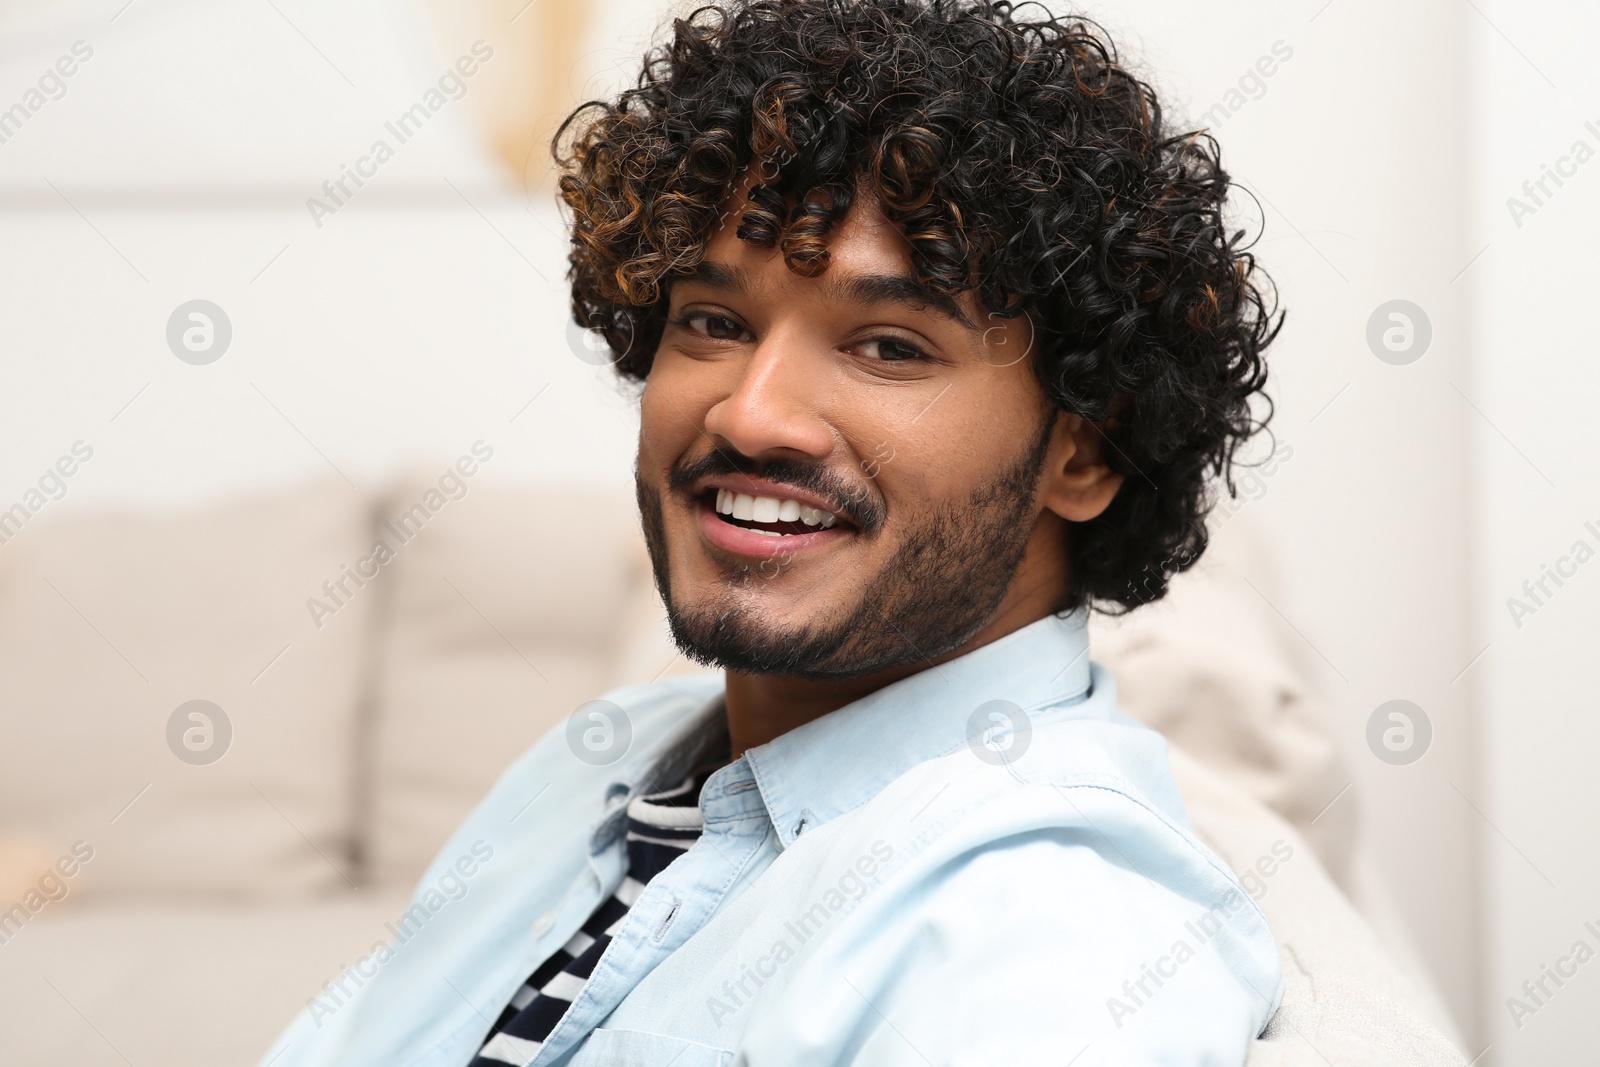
[533,790,769,1065]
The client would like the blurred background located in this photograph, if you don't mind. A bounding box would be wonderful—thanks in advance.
[0,0,1595,1063]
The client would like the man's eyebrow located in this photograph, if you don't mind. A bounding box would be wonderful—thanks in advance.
[676,261,975,329]
[679,260,755,294]
[830,272,974,329]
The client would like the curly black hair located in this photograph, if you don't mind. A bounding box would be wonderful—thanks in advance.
[554,0,1279,611]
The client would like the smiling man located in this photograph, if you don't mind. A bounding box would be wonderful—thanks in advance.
[635,192,1115,735]
[261,2,1287,1065]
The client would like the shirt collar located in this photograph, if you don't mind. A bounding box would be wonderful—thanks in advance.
[745,608,1094,848]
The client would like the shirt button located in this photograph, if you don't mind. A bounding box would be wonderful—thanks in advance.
[531,911,556,939]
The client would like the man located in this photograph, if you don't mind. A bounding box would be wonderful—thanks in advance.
[263,1,1286,1063]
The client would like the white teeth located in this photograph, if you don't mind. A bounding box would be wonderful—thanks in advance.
[712,489,841,532]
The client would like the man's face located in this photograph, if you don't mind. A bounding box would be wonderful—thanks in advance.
[636,186,1062,679]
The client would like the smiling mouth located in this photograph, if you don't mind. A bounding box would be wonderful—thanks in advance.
[706,488,847,537]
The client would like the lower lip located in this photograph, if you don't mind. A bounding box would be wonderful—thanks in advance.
[696,500,851,559]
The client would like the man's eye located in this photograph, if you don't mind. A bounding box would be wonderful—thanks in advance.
[681,313,748,341]
[859,337,928,363]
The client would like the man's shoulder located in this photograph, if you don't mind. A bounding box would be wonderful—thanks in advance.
[893,709,1265,925]
[861,708,1197,863]
[900,662,1198,836]
[779,666,1216,902]
[738,680,1286,1052]
[802,668,1277,960]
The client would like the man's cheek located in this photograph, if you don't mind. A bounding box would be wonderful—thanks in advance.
[638,380,704,472]
[635,401,681,495]
[859,440,896,480]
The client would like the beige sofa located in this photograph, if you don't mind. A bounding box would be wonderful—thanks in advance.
[0,473,1465,1065]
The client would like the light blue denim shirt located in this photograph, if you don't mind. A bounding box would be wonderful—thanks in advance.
[260,610,1282,1067]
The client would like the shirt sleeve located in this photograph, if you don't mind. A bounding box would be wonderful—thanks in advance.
[739,808,1282,1066]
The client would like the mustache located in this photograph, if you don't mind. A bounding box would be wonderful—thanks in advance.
[668,448,886,534]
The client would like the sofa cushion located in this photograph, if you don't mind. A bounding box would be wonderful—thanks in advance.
[0,480,373,902]
[1089,516,1360,892]
[1169,748,1465,1065]
[363,477,654,887]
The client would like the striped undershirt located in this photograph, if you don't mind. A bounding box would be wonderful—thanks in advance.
[467,751,727,1067]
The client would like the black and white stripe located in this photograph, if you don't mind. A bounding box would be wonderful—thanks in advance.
[467,769,715,1066]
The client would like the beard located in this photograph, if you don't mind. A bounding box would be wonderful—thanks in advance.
[636,420,1056,681]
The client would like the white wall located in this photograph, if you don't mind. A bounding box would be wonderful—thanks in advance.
[1469,1,1600,1061]
[0,0,654,511]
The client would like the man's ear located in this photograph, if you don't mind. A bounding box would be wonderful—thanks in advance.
[1037,411,1124,523]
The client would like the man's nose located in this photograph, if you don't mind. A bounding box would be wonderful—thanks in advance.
[702,327,835,461]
